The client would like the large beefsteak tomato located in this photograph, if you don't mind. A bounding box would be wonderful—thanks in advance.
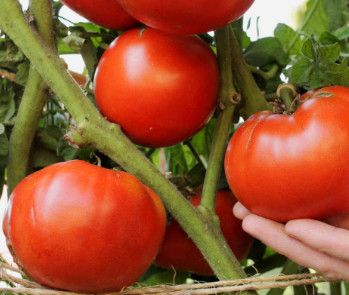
[225,86,349,222]
[4,160,166,292]
[60,0,138,30]
[116,0,254,35]
[94,28,219,147]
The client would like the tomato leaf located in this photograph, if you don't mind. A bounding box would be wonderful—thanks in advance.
[244,37,288,67]
[286,38,349,89]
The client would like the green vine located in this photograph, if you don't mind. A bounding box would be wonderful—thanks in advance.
[229,27,271,117]
[200,27,239,213]
[7,0,55,193]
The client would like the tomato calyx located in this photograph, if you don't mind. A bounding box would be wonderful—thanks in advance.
[271,83,299,115]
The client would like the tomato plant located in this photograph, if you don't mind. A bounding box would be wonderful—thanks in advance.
[155,191,253,275]
[4,160,166,292]
[60,0,138,30]
[1,0,349,292]
[116,0,255,35]
[94,28,219,147]
[225,86,349,222]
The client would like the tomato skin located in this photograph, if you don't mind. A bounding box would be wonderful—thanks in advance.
[225,86,349,222]
[155,191,253,275]
[5,160,166,292]
[116,0,254,35]
[60,0,138,30]
[94,28,219,147]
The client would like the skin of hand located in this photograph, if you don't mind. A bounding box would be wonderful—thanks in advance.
[233,202,349,281]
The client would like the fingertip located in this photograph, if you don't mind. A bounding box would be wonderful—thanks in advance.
[242,214,260,234]
[233,202,250,220]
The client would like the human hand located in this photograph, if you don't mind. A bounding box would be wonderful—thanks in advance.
[233,202,349,280]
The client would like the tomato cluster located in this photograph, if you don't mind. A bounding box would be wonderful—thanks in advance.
[61,0,255,148]
[12,1,349,293]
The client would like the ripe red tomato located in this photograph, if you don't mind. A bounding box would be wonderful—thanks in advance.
[60,0,138,30]
[155,191,253,275]
[4,160,166,292]
[116,0,255,35]
[94,28,219,147]
[225,86,349,222]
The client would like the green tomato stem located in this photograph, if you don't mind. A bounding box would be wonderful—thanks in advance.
[229,27,271,117]
[200,27,239,213]
[7,0,55,194]
[0,0,251,284]
[277,83,297,114]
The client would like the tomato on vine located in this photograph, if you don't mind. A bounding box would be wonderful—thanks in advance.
[94,28,219,147]
[60,0,138,30]
[4,160,166,292]
[155,190,253,275]
[225,86,349,222]
[116,0,255,35]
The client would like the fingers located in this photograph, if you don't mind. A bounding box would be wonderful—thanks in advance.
[233,202,250,220]
[285,219,349,262]
[242,214,349,281]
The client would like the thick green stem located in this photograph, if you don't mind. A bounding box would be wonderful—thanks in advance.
[7,0,55,193]
[200,27,239,213]
[0,0,250,283]
[229,27,271,117]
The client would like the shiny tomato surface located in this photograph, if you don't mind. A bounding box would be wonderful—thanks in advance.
[94,28,219,147]
[155,191,253,275]
[116,0,254,35]
[5,160,166,292]
[225,86,349,222]
[60,0,138,30]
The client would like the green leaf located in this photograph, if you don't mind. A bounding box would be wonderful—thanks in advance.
[244,37,288,67]
[319,31,340,45]
[301,39,315,59]
[80,39,97,79]
[323,0,348,31]
[318,43,341,61]
[62,34,86,52]
[286,37,349,89]
[274,23,303,55]
[31,147,61,168]
[138,265,188,287]
[0,79,15,123]
[302,0,329,35]
[165,144,188,175]
[333,26,349,41]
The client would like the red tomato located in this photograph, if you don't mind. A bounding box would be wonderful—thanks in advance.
[155,191,253,275]
[5,160,166,292]
[94,28,219,147]
[225,86,349,222]
[116,0,254,35]
[60,0,138,30]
